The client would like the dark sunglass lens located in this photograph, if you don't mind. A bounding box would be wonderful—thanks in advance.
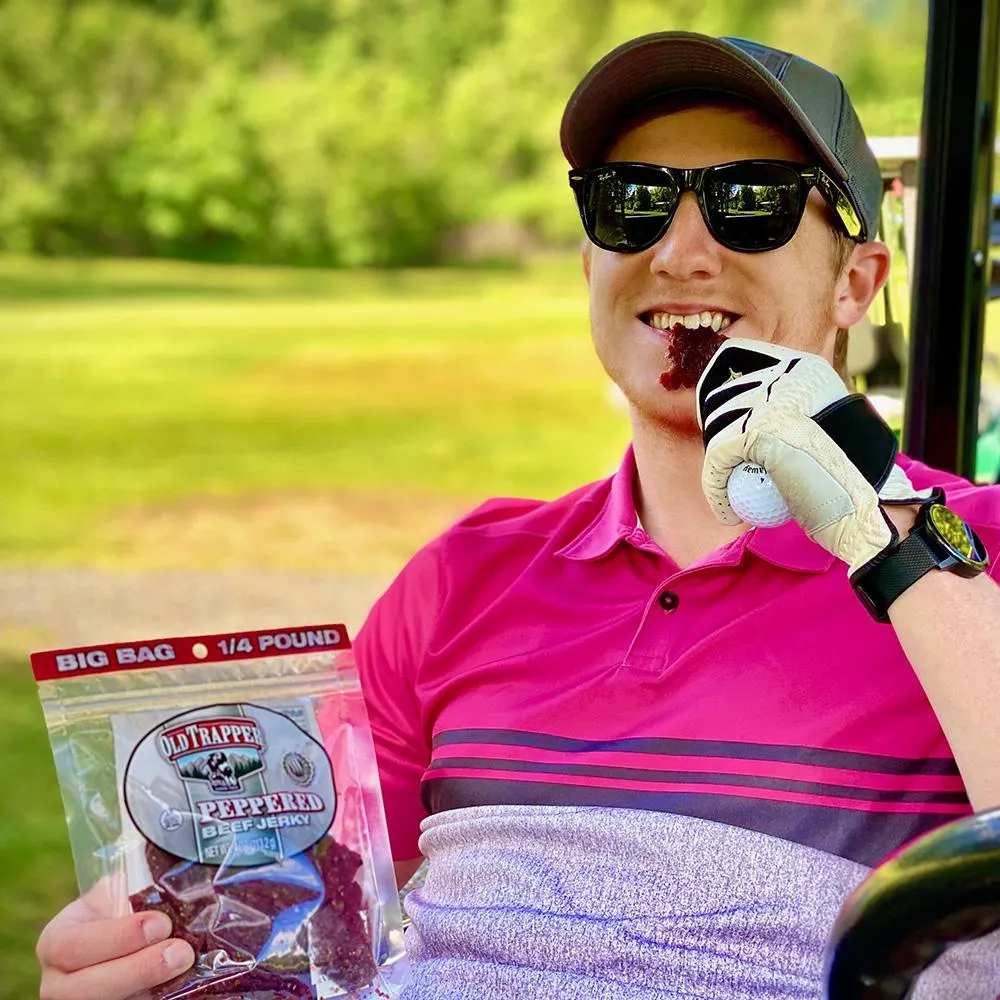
[585,168,679,250]
[704,163,802,250]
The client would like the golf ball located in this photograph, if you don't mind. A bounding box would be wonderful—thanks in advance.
[727,461,791,527]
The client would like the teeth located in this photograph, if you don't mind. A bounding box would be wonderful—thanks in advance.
[646,309,734,332]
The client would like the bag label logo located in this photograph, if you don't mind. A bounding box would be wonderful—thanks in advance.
[160,716,266,792]
[125,703,335,867]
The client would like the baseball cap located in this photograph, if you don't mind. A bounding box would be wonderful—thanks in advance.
[560,31,882,242]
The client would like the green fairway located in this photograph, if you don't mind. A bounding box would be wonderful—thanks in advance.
[0,657,76,1000]
[3,253,999,575]
[0,254,630,571]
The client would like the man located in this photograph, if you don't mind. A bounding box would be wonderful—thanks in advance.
[35,31,1000,1000]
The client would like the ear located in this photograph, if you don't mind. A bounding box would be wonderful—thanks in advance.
[832,240,891,329]
[581,237,592,285]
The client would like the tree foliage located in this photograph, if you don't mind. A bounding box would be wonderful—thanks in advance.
[0,0,928,265]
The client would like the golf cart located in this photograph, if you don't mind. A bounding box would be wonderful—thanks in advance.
[855,135,1000,484]
[820,2,1000,996]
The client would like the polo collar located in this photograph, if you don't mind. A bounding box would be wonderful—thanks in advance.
[556,445,836,574]
[555,447,643,561]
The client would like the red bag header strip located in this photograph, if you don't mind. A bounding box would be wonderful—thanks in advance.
[30,625,351,682]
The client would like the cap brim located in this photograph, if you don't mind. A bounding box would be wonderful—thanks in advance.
[560,32,848,187]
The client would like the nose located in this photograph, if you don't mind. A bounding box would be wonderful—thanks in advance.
[647,191,723,281]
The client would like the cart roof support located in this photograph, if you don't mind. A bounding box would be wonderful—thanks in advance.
[904,0,999,477]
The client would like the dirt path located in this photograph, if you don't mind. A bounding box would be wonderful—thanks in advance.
[0,567,392,654]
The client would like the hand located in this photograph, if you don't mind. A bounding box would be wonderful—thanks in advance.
[695,338,931,576]
[36,878,194,1000]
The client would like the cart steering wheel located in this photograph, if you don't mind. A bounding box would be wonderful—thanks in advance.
[824,806,1000,998]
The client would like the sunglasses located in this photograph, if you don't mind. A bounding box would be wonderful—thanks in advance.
[568,159,864,254]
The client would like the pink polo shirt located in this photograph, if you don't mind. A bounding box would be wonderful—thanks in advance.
[355,448,1000,998]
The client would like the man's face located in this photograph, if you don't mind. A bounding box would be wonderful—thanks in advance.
[582,103,850,430]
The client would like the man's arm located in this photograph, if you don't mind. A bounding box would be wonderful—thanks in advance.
[696,340,1000,813]
[354,537,444,867]
[885,506,1000,812]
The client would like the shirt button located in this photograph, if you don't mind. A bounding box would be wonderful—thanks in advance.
[658,590,679,612]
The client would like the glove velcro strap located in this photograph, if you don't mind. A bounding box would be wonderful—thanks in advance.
[812,394,897,492]
[849,489,946,622]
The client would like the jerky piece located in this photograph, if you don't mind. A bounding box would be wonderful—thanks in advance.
[659,326,728,391]
[232,969,313,998]
[134,845,252,972]
[149,845,218,929]
[309,903,376,991]
[129,884,211,957]
[213,854,323,959]
[208,892,276,959]
[312,836,362,889]
[186,967,314,999]
[145,841,214,888]
[221,872,319,916]
[136,842,221,957]
[130,836,376,999]
[308,837,375,990]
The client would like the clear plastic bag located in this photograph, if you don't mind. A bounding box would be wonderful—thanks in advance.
[31,625,406,999]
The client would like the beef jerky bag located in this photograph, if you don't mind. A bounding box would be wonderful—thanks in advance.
[31,625,407,999]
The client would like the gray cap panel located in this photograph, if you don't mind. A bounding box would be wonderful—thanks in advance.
[562,31,882,242]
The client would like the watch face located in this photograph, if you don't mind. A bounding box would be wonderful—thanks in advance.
[927,504,988,568]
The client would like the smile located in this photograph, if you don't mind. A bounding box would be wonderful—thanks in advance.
[639,308,739,333]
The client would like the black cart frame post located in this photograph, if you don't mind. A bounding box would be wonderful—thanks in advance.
[904,0,1000,477]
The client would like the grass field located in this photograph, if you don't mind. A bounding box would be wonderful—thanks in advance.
[0,253,631,573]
[3,252,999,574]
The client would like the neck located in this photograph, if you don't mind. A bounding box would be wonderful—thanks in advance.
[630,407,749,568]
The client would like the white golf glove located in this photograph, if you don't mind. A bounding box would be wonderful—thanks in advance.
[695,338,932,577]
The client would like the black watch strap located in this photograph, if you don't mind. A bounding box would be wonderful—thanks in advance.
[853,530,939,623]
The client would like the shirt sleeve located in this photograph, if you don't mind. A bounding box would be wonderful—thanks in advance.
[353,540,442,861]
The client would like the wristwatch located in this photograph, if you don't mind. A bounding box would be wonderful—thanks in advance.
[851,488,990,623]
